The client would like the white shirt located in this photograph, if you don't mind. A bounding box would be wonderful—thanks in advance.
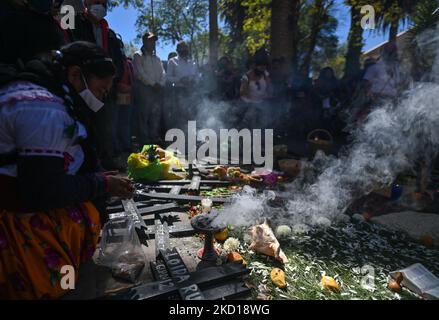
[0,81,86,177]
[241,71,270,104]
[133,50,166,87]
[166,56,198,86]
[363,59,400,98]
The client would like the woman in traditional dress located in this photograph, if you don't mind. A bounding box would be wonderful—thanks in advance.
[0,40,134,299]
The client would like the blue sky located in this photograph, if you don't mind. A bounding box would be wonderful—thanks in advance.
[107,0,400,60]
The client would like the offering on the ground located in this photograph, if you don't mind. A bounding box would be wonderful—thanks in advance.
[248,221,288,264]
[387,279,402,293]
[270,268,287,289]
[214,228,229,241]
[227,252,247,266]
[112,256,145,283]
[275,225,292,238]
[320,275,340,292]
[223,237,240,252]
[208,165,263,185]
[390,263,439,299]
[127,144,185,181]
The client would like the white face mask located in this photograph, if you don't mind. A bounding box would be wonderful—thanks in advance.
[79,75,105,112]
[89,4,107,20]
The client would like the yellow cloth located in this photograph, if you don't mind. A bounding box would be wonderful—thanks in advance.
[0,202,100,299]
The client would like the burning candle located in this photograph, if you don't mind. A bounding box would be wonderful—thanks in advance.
[201,198,213,213]
[391,183,403,201]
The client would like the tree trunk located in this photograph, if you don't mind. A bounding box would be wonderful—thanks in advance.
[301,0,325,75]
[389,20,399,42]
[270,0,295,67]
[150,0,155,32]
[232,3,246,48]
[290,0,301,71]
[209,0,219,66]
[344,3,364,79]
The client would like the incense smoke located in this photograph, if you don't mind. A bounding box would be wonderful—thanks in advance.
[213,24,439,229]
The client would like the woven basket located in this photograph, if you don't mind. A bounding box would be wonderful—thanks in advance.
[307,129,333,156]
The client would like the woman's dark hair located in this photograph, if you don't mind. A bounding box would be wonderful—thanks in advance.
[59,41,116,78]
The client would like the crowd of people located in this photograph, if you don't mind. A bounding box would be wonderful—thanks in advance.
[0,0,404,299]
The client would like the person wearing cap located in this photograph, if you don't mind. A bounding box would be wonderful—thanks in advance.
[133,31,166,145]
[166,41,199,130]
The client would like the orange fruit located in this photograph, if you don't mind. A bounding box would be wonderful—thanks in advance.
[387,279,402,293]
[321,276,340,292]
[214,228,229,242]
[362,212,372,221]
[227,252,247,266]
[420,234,434,247]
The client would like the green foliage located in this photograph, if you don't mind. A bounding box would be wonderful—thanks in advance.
[108,0,144,9]
[410,0,439,35]
[243,221,439,300]
[190,30,231,65]
[218,0,249,61]
[299,0,339,74]
[313,43,346,79]
[123,41,139,58]
[219,0,339,70]
[241,0,271,55]
[135,0,208,43]
[371,1,420,40]
[344,0,369,78]
[133,0,208,65]
[406,0,439,79]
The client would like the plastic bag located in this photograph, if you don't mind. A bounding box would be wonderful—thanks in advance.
[127,144,185,181]
[96,216,146,283]
[127,152,163,181]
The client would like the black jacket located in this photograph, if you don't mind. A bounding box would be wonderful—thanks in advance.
[71,14,125,84]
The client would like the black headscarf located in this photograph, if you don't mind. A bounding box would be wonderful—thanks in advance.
[0,7,65,64]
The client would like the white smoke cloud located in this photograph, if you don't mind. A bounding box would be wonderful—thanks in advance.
[284,82,439,227]
[213,24,439,229]
[210,186,275,227]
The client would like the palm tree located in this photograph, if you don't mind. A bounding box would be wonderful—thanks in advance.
[374,0,419,41]
[300,0,334,74]
[344,0,365,79]
[407,0,439,79]
[410,0,439,35]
